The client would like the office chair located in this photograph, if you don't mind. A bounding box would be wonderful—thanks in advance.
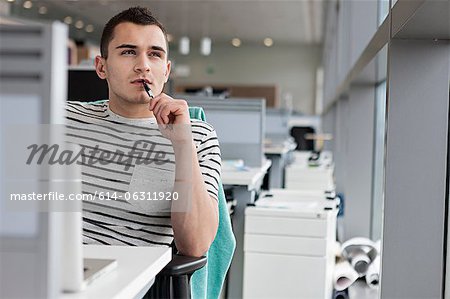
[145,247,207,299]
[290,126,315,151]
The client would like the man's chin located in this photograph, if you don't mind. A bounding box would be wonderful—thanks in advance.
[123,96,151,105]
[137,98,151,104]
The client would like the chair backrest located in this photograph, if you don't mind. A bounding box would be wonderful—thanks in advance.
[290,126,315,151]
[189,106,236,299]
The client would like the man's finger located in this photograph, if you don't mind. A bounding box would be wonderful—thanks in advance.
[154,107,165,125]
[153,101,167,122]
[149,93,167,110]
[160,104,173,124]
[148,96,160,111]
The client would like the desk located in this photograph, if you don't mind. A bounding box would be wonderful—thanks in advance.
[222,160,271,190]
[264,139,296,188]
[222,160,271,299]
[62,245,171,299]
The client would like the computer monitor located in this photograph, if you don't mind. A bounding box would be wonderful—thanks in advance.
[179,95,266,167]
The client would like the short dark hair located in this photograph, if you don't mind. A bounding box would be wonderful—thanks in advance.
[100,6,168,58]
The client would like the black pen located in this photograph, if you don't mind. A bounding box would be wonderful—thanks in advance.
[141,80,154,99]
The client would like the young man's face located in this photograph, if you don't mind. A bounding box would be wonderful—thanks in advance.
[96,22,171,105]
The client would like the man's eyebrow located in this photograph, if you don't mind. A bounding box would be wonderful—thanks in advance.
[115,44,166,54]
[115,44,137,49]
[150,46,166,54]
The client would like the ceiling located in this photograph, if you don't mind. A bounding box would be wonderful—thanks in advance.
[8,0,326,46]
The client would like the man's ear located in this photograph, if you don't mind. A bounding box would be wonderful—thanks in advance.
[94,55,107,79]
[164,60,171,83]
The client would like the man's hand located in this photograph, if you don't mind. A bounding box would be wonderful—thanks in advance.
[150,93,218,257]
[149,93,191,144]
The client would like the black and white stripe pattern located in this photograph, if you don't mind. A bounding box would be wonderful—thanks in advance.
[65,101,221,247]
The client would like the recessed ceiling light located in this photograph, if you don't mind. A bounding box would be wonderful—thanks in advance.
[23,1,33,9]
[200,37,212,56]
[263,38,273,47]
[38,6,48,15]
[85,25,94,33]
[75,20,84,29]
[179,36,190,55]
[7,0,15,3]
[64,16,73,25]
[231,38,241,47]
[167,34,173,43]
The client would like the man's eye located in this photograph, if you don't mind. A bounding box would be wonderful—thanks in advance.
[121,50,136,55]
[149,52,162,58]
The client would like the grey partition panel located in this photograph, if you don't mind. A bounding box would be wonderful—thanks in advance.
[322,106,336,152]
[0,21,67,298]
[181,95,266,167]
[381,39,449,299]
[345,86,375,239]
[265,108,290,137]
[334,97,349,197]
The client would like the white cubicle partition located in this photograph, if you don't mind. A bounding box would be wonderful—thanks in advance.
[0,20,67,298]
[179,95,266,168]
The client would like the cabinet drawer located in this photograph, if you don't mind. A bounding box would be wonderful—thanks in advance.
[244,234,327,256]
[245,215,329,237]
[243,252,331,299]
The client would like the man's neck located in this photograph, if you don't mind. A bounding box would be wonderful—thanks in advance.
[108,99,155,119]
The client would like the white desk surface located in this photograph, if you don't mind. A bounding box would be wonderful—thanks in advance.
[62,245,172,299]
[264,141,296,155]
[264,145,290,155]
[222,160,271,190]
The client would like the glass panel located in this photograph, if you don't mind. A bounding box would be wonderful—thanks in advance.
[372,80,386,240]
[378,0,390,25]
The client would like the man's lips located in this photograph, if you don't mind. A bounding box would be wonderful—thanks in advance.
[131,79,151,85]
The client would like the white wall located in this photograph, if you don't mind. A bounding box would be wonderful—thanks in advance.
[169,43,322,114]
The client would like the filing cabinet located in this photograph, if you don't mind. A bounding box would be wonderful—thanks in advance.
[243,192,337,299]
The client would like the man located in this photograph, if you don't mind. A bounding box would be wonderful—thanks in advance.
[66,7,220,257]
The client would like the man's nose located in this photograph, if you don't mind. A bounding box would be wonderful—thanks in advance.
[134,54,151,73]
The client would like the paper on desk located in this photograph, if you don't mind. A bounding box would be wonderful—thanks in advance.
[334,260,359,291]
[365,240,381,289]
[365,255,380,289]
[333,289,349,299]
[334,241,343,258]
[341,237,377,277]
[349,250,372,277]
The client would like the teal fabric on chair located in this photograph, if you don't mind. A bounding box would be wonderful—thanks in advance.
[189,106,206,122]
[189,107,236,299]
